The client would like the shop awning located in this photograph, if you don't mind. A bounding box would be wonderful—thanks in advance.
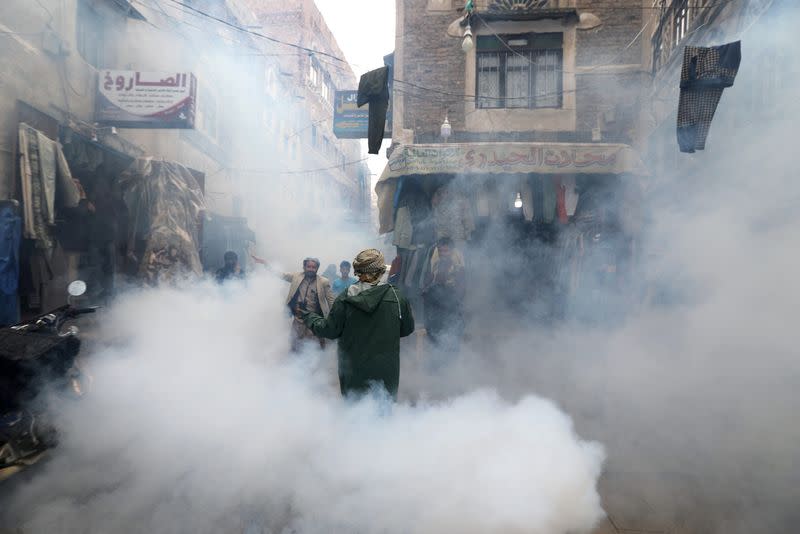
[375,141,647,234]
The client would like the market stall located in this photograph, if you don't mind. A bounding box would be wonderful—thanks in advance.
[375,142,648,320]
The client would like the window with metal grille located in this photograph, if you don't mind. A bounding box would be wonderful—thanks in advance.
[476,33,563,109]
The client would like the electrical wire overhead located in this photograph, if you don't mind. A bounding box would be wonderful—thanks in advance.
[163,0,351,64]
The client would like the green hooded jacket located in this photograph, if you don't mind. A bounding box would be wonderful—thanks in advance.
[303,284,415,399]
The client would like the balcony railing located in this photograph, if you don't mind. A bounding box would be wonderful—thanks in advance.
[470,0,577,12]
[650,0,723,74]
[485,0,550,11]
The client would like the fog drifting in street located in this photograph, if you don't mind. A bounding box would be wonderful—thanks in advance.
[1,276,605,534]
[2,1,800,533]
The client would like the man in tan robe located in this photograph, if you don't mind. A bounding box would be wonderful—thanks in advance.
[283,257,335,352]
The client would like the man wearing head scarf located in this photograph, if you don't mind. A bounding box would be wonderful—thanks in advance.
[283,257,336,352]
[302,249,415,400]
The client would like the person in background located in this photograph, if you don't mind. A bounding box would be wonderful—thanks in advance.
[332,260,357,295]
[215,250,245,283]
[303,249,414,400]
[283,257,335,352]
[422,237,466,353]
[322,263,338,283]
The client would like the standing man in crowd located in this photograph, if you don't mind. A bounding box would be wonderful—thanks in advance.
[332,260,357,295]
[303,249,414,400]
[322,264,338,284]
[215,250,245,283]
[283,257,335,352]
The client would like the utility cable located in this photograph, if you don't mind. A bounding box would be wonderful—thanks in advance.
[226,157,370,176]
[164,0,351,65]
[140,0,702,111]
[287,118,330,140]
[280,156,369,175]
[146,0,742,74]
[131,0,344,165]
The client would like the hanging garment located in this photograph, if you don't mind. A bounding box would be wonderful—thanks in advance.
[563,175,579,216]
[556,177,569,223]
[432,187,475,241]
[417,244,436,290]
[35,132,57,225]
[476,183,505,219]
[56,144,81,209]
[393,206,414,248]
[61,133,104,174]
[18,127,35,239]
[402,246,422,289]
[392,176,405,210]
[542,176,557,223]
[404,184,435,246]
[0,204,22,326]
[18,124,80,251]
[357,67,389,155]
[475,186,491,218]
[533,177,545,223]
[121,158,206,285]
[521,178,534,222]
[398,248,411,287]
[18,125,54,251]
[573,183,600,232]
[677,41,741,153]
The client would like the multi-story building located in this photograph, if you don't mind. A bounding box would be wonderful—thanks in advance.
[393,0,652,145]
[0,0,366,317]
[244,0,371,224]
[598,2,796,532]
[379,0,652,316]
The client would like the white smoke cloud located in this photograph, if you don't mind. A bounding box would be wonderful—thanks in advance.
[1,276,605,534]
[4,1,799,532]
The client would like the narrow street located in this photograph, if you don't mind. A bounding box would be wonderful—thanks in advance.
[1,1,799,533]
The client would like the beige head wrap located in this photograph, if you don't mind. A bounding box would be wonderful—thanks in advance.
[352,249,386,283]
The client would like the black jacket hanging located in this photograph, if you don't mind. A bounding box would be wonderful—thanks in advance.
[677,41,741,153]
[357,67,390,155]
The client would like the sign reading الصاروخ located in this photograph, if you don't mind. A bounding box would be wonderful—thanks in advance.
[333,90,392,139]
[385,143,646,177]
[95,70,197,129]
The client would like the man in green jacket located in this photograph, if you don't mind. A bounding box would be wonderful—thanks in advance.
[303,249,415,400]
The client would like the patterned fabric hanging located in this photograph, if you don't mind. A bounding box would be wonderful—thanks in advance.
[677,41,741,153]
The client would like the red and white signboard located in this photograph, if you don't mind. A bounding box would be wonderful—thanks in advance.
[96,70,196,129]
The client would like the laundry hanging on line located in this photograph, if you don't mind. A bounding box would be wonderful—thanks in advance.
[17,123,82,252]
[677,41,742,153]
[357,66,390,155]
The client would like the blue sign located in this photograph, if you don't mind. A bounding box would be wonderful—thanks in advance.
[333,90,392,139]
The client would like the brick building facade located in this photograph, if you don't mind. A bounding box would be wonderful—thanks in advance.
[375,1,655,327]
[393,0,649,145]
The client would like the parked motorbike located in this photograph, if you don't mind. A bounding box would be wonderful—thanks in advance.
[0,281,97,472]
